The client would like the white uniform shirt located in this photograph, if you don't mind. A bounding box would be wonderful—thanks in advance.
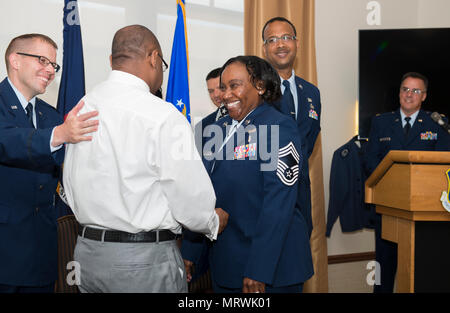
[63,70,219,240]
[400,109,419,128]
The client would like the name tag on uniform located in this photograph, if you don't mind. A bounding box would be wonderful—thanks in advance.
[420,131,437,140]
[309,109,318,120]
[379,137,391,142]
[234,143,256,160]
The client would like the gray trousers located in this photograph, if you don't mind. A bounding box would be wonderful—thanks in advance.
[74,235,188,293]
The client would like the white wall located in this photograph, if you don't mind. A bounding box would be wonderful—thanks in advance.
[0,0,243,124]
[315,0,450,256]
[418,0,450,27]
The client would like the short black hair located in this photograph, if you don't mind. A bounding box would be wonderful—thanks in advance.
[111,24,158,68]
[206,67,221,81]
[262,17,297,41]
[221,55,281,103]
[400,72,429,91]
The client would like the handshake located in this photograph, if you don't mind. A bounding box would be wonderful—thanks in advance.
[183,207,228,284]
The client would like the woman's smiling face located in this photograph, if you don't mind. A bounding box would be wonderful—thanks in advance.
[220,62,263,122]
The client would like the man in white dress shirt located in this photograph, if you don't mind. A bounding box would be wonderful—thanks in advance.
[63,25,228,293]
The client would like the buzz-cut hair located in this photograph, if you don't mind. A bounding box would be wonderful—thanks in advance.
[5,33,58,73]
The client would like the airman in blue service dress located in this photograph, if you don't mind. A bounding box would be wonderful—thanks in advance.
[365,109,450,292]
[366,109,449,174]
[182,102,314,293]
[0,78,64,289]
[275,75,321,236]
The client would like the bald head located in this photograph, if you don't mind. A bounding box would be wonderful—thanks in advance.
[111,25,159,69]
[110,25,165,94]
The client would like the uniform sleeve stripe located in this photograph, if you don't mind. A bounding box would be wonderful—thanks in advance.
[277,160,299,172]
[279,142,300,161]
[276,141,300,186]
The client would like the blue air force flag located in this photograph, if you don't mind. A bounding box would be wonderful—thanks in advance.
[166,0,191,123]
[55,0,86,217]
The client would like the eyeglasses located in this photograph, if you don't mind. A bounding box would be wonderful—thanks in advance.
[17,52,60,72]
[400,86,426,95]
[157,53,168,72]
[263,35,297,45]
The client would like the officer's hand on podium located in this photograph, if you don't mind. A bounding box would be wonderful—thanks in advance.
[215,207,229,234]
[183,259,194,283]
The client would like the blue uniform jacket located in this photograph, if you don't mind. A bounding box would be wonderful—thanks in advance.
[326,136,375,237]
[182,103,314,289]
[194,109,218,154]
[0,78,64,286]
[365,109,450,176]
[274,76,321,236]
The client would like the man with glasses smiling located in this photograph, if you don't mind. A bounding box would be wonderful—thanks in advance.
[262,17,322,237]
[15,52,61,73]
[365,72,450,293]
[0,33,99,293]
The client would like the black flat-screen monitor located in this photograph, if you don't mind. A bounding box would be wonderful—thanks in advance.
[359,28,450,137]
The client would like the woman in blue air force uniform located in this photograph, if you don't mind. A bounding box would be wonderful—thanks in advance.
[181,56,313,293]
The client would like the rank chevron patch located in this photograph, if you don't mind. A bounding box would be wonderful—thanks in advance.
[276,142,300,186]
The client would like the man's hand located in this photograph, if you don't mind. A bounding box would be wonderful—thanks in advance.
[215,207,229,234]
[184,259,194,283]
[242,277,265,293]
[52,100,99,147]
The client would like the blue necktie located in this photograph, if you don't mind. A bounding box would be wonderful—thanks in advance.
[25,103,34,128]
[282,80,296,120]
[404,116,411,136]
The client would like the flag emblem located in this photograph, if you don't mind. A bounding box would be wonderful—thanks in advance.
[440,169,450,212]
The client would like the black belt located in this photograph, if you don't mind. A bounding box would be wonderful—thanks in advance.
[78,225,179,243]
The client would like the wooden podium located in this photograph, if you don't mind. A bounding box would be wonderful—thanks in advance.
[365,150,450,293]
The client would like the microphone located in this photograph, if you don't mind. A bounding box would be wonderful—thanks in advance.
[431,112,450,134]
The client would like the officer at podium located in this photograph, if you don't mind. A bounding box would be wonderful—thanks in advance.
[365,72,450,293]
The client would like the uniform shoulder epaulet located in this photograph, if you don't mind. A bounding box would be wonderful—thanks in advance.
[339,145,350,158]
[441,113,446,118]
[375,113,381,117]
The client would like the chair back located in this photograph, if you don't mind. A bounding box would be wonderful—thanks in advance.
[55,215,79,293]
